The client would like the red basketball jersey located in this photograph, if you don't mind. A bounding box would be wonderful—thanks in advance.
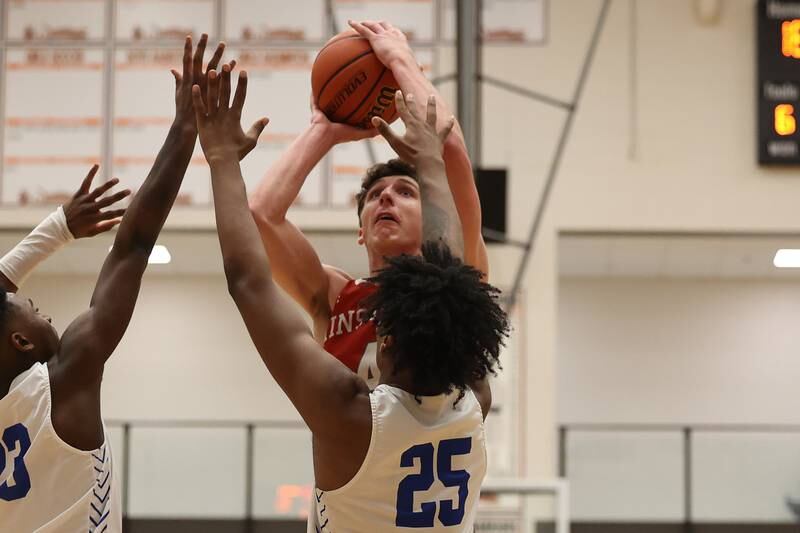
[323,279,379,389]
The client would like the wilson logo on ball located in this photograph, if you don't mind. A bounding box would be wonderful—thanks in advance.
[361,87,397,128]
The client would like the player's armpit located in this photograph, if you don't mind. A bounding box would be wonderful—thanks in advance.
[470,377,492,421]
[47,257,145,454]
[323,264,353,312]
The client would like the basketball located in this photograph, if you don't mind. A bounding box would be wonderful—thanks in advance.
[312,30,399,129]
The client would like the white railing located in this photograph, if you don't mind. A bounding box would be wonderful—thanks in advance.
[482,477,570,533]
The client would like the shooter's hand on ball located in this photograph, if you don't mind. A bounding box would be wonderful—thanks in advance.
[310,94,377,145]
[348,20,415,70]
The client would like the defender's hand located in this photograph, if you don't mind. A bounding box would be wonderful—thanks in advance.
[64,164,130,238]
[192,66,269,164]
[172,34,230,129]
[371,92,454,167]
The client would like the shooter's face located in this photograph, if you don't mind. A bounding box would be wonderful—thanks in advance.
[358,175,423,255]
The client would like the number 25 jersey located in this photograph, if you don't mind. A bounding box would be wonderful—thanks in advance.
[314,385,487,532]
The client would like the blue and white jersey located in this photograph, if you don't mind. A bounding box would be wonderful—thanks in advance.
[0,363,121,532]
[311,384,487,532]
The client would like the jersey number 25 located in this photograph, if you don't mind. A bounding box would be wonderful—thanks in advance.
[395,437,472,527]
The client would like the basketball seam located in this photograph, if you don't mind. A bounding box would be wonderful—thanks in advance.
[315,49,375,105]
[342,66,389,124]
[317,34,363,56]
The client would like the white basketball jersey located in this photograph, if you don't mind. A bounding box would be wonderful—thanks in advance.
[0,363,121,532]
[311,385,487,533]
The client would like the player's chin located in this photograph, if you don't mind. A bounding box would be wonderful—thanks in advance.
[369,230,401,248]
[370,223,402,239]
[374,234,420,255]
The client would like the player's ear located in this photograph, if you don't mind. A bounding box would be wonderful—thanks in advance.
[11,332,35,354]
[380,335,394,352]
[357,226,365,246]
[377,334,394,369]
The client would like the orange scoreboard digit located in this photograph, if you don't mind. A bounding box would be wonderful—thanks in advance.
[758,0,800,164]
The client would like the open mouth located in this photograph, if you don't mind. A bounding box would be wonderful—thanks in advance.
[375,212,399,225]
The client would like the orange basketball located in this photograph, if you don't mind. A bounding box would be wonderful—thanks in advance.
[312,30,399,129]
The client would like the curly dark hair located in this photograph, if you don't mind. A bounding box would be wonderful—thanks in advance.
[364,241,508,399]
[355,158,418,225]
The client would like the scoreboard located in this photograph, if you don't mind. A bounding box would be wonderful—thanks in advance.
[758,0,800,164]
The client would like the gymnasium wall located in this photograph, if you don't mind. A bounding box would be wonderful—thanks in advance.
[557,276,800,526]
[558,278,800,425]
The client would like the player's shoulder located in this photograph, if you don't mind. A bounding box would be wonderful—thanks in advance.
[323,265,360,308]
[323,264,354,283]
[9,362,48,392]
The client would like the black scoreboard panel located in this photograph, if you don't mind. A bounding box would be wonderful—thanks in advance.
[757,0,800,164]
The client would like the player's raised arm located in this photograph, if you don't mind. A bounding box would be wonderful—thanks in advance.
[373,91,493,416]
[248,98,374,323]
[0,168,129,293]
[50,35,225,450]
[350,19,488,276]
[196,66,369,436]
[372,91,461,253]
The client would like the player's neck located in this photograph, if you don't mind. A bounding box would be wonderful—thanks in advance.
[366,244,422,275]
[0,358,34,397]
[379,369,441,397]
[0,370,15,398]
[368,254,388,276]
[381,378,415,396]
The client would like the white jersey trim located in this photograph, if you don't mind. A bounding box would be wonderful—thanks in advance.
[316,391,380,495]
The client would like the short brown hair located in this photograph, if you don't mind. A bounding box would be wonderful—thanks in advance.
[355,159,418,224]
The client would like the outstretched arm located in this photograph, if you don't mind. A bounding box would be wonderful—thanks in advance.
[371,91,460,252]
[350,20,489,276]
[197,66,368,437]
[372,92,492,417]
[0,170,129,292]
[51,35,226,450]
[248,101,374,321]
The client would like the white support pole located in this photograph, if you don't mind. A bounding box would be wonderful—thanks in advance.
[482,478,570,533]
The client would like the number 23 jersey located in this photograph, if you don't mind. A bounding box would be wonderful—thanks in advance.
[0,363,121,532]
